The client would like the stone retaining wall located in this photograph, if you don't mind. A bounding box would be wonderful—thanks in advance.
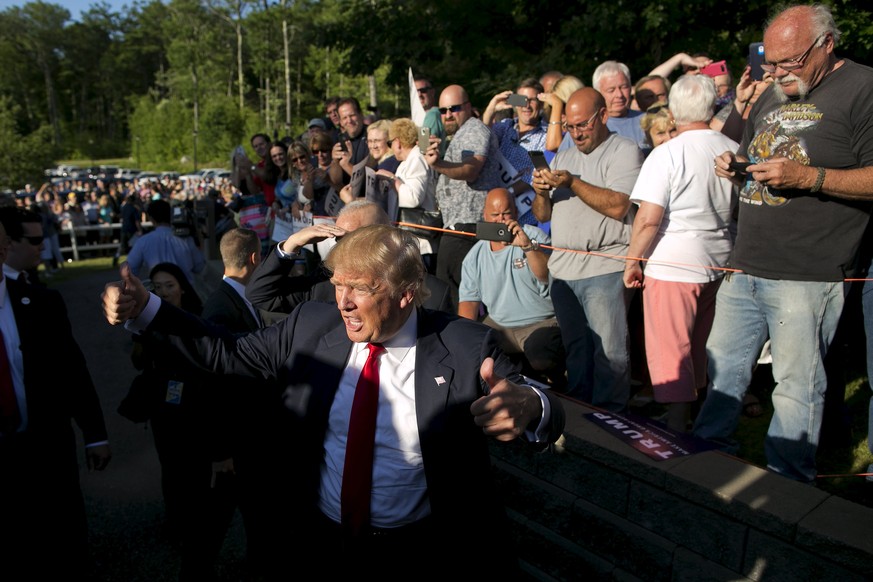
[490,397,872,581]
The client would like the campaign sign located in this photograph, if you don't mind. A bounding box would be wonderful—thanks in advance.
[584,411,719,461]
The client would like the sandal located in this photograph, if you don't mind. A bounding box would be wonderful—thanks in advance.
[742,394,764,418]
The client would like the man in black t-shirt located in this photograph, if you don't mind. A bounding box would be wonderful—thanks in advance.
[694,4,873,484]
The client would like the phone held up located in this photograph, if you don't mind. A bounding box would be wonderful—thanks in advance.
[506,93,531,108]
[700,60,728,78]
[476,222,514,243]
[528,150,550,172]
[748,42,766,81]
[339,132,350,153]
[418,127,431,154]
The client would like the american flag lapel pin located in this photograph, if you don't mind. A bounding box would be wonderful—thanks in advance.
[434,376,446,386]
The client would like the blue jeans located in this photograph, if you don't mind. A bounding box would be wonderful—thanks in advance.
[692,274,846,482]
[550,272,631,412]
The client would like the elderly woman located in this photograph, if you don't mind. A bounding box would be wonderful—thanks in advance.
[623,75,738,431]
[367,119,399,173]
[640,102,677,150]
[376,117,439,270]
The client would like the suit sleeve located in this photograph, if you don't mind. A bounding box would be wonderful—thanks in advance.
[245,248,323,313]
[54,293,108,444]
[478,324,565,446]
[149,297,306,382]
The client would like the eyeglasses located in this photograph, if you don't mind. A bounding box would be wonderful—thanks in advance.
[416,86,432,94]
[761,34,824,74]
[438,102,468,115]
[564,110,602,135]
[290,156,308,164]
[313,149,330,155]
[20,235,44,245]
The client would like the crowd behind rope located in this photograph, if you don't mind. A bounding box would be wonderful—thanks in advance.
[4,3,873,578]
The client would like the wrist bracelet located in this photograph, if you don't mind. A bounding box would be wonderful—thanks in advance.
[810,167,826,193]
[522,240,540,252]
[548,121,562,126]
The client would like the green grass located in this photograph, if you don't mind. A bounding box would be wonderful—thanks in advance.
[734,366,873,507]
[41,255,117,284]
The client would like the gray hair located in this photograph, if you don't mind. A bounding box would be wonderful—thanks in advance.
[669,75,717,125]
[592,61,632,93]
[767,4,841,46]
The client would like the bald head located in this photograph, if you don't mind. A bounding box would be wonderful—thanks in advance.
[336,200,391,232]
[764,4,838,100]
[439,84,473,135]
[483,188,517,223]
[564,88,609,154]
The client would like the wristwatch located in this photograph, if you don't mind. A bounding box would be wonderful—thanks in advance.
[521,240,540,253]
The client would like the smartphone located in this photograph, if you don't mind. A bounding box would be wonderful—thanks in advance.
[339,132,350,153]
[506,93,531,107]
[728,160,752,175]
[528,150,550,171]
[700,60,728,78]
[476,221,513,243]
[418,126,431,154]
[748,42,766,81]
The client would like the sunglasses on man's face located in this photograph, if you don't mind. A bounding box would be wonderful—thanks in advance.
[438,102,468,115]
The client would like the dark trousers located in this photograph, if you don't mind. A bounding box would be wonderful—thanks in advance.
[434,229,476,311]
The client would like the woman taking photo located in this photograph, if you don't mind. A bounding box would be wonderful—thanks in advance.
[377,118,439,271]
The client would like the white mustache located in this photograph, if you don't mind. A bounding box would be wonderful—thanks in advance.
[776,74,800,85]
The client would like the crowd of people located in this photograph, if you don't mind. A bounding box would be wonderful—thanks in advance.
[4,2,873,579]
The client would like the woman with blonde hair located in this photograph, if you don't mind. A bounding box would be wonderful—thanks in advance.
[539,75,586,153]
[376,117,439,271]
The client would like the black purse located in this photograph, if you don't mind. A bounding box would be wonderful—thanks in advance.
[397,207,443,241]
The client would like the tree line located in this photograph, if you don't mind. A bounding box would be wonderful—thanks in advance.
[1,0,870,190]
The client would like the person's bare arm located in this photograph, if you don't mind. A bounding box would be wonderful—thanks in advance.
[531,169,553,222]
[458,301,481,321]
[429,153,486,183]
[506,220,549,283]
[623,201,665,288]
[747,161,873,201]
[541,168,630,221]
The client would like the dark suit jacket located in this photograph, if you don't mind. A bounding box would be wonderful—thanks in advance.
[246,247,453,317]
[150,299,565,570]
[7,276,107,447]
[2,276,108,576]
[202,279,260,333]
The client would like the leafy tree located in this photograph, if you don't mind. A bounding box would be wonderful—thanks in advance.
[0,97,56,190]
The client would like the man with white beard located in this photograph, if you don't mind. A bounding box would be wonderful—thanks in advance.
[695,3,873,484]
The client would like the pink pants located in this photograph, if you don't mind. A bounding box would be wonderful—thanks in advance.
[643,277,721,403]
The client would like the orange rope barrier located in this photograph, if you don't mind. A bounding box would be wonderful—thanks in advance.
[311,217,872,281]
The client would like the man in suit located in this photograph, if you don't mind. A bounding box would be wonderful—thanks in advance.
[200,227,286,577]
[246,199,453,317]
[0,216,111,579]
[0,207,46,285]
[103,224,564,578]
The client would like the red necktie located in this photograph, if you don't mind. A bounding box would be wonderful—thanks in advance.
[0,327,20,434]
[341,342,385,537]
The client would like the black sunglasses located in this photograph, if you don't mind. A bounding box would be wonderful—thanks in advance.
[438,102,468,115]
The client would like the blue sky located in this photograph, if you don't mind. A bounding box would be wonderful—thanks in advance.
[0,0,139,20]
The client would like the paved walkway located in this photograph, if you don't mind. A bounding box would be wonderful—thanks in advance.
[60,266,246,581]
